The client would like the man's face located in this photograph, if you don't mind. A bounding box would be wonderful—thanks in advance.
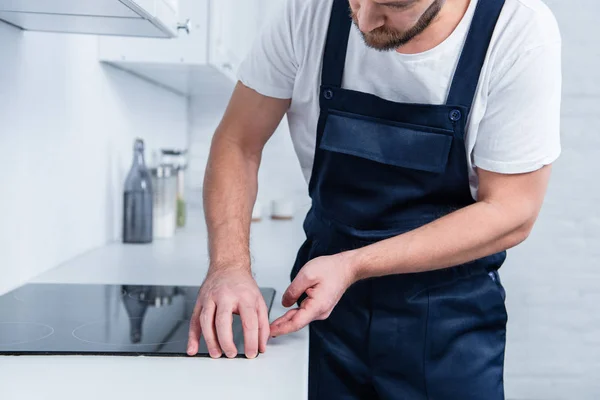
[348,0,445,51]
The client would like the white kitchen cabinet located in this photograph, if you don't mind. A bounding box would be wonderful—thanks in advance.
[98,0,209,96]
[209,0,282,82]
[0,0,179,38]
[99,0,207,66]
[98,0,279,95]
[208,0,262,82]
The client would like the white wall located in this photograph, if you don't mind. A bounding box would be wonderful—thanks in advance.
[0,22,187,294]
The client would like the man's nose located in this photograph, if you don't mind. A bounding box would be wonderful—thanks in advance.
[356,3,385,33]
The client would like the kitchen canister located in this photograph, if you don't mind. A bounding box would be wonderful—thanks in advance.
[160,149,188,228]
[151,165,177,239]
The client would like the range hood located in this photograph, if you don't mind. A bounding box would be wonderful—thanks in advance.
[0,0,178,38]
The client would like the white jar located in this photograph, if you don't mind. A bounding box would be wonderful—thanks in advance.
[151,165,177,239]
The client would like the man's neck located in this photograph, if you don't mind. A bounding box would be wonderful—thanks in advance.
[396,0,471,55]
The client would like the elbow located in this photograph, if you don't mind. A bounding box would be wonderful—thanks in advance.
[505,217,536,249]
[485,197,540,249]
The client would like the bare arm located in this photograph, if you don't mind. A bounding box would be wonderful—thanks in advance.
[188,82,290,359]
[347,165,552,278]
[204,82,291,271]
[271,166,553,336]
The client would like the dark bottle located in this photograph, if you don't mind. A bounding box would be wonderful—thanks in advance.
[123,139,153,244]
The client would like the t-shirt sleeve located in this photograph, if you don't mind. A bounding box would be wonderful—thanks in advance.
[236,0,300,99]
[472,40,562,174]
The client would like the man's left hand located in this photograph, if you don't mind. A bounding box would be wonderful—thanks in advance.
[269,252,358,337]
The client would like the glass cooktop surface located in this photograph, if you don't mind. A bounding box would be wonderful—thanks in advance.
[0,283,276,358]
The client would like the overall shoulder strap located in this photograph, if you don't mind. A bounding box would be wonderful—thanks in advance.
[321,0,353,88]
[446,0,506,111]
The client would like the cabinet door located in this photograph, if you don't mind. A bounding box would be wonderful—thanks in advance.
[128,0,179,36]
[162,0,179,14]
[0,0,178,38]
[99,0,208,65]
[209,0,264,82]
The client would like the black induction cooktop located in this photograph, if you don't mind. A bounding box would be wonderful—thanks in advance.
[0,283,276,358]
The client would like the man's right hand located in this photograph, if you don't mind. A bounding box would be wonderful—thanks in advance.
[187,267,270,359]
[187,82,290,359]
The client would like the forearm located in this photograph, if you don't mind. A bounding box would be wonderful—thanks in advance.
[203,133,260,272]
[347,200,535,280]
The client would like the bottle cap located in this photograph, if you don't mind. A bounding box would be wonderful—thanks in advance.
[134,138,145,152]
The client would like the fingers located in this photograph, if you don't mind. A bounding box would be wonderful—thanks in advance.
[270,308,299,332]
[200,302,221,358]
[270,299,318,337]
[271,304,317,336]
[239,305,259,359]
[192,270,271,359]
[282,273,311,308]
[257,300,270,354]
[216,303,237,358]
[187,307,202,356]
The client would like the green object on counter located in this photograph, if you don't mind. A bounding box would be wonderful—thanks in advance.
[177,197,186,228]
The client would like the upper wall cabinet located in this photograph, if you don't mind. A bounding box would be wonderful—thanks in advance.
[0,0,179,38]
[98,0,209,96]
[210,0,283,81]
[208,0,265,83]
[100,0,207,66]
[97,0,283,96]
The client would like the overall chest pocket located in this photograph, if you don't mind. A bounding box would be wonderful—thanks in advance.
[320,111,454,174]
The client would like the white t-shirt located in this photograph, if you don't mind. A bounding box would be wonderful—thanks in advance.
[237,0,562,200]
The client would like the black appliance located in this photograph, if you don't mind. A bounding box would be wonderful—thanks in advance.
[0,283,276,358]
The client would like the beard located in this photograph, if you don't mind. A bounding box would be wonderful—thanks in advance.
[351,0,445,51]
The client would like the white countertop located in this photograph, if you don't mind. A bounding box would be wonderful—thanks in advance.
[0,208,310,400]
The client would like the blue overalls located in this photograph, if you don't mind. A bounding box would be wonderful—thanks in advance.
[290,0,509,398]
